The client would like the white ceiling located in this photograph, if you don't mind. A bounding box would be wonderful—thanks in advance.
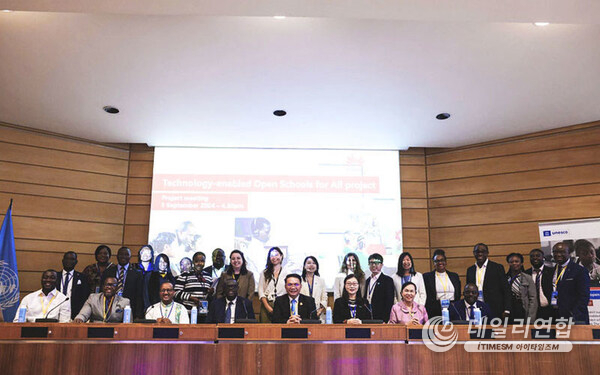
[1,1,599,150]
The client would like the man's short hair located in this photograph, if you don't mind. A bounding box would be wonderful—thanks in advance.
[193,251,206,260]
[529,248,544,256]
[63,251,77,258]
[473,243,488,252]
[368,253,383,263]
[285,274,302,284]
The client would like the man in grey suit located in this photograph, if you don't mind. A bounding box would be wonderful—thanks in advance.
[74,277,130,323]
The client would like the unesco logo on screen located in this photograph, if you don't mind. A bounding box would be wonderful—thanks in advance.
[543,231,552,237]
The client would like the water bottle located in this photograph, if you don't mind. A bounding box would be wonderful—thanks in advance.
[325,307,332,324]
[190,306,198,324]
[473,307,482,325]
[17,306,27,323]
[123,305,131,323]
[441,307,450,324]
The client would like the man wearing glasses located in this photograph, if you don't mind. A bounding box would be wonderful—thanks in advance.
[74,277,130,323]
[145,282,189,324]
[272,274,317,324]
[363,253,395,322]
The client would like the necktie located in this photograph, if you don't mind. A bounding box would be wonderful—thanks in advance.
[469,306,474,320]
[291,299,297,316]
[225,301,233,323]
[117,267,124,292]
[535,270,541,290]
[63,273,71,293]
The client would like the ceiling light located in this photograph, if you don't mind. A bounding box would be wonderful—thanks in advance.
[273,16,286,20]
[1,10,14,12]
[436,113,451,120]
[273,110,287,117]
[533,22,550,27]
[103,106,120,114]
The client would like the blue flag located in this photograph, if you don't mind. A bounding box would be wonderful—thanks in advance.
[0,199,19,322]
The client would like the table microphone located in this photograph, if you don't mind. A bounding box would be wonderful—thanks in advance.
[36,297,70,322]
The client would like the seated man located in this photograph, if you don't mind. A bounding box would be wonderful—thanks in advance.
[449,283,495,321]
[272,274,317,324]
[14,269,70,322]
[74,277,130,323]
[145,282,189,324]
[207,278,254,323]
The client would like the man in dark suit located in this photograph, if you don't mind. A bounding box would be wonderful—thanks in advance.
[207,278,254,323]
[450,283,494,321]
[363,253,395,322]
[203,248,228,294]
[103,247,144,319]
[466,243,511,319]
[56,251,90,319]
[552,242,590,324]
[524,248,556,321]
[272,274,317,324]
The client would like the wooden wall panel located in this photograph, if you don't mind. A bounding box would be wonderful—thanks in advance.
[0,123,128,294]
[426,122,600,277]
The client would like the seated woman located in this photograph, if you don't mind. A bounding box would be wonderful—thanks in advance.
[332,274,371,324]
[82,245,116,294]
[144,254,177,308]
[131,245,154,276]
[333,252,366,300]
[392,252,427,305]
[216,250,256,302]
[388,282,428,325]
[506,252,537,324]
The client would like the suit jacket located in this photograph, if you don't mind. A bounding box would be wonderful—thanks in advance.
[466,260,511,318]
[555,261,590,323]
[423,270,462,318]
[507,272,538,320]
[525,265,555,310]
[272,294,317,323]
[206,296,255,323]
[56,270,90,319]
[104,265,144,319]
[363,273,395,322]
[75,293,130,323]
[449,299,494,321]
[332,297,373,323]
[215,271,256,302]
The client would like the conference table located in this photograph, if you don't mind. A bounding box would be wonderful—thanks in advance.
[1,323,599,374]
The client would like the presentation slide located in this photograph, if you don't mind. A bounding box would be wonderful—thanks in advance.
[148,148,402,288]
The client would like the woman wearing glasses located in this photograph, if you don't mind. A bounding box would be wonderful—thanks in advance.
[333,274,372,323]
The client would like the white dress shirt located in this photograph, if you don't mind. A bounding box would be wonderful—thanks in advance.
[532,265,549,307]
[60,270,74,298]
[14,288,70,323]
[145,301,190,324]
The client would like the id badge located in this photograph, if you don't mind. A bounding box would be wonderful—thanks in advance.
[478,290,484,302]
[199,300,209,314]
[440,299,450,309]
[551,291,558,306]
[117,290,123,297]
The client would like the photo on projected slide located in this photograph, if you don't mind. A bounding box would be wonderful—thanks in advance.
[148,148,403,288]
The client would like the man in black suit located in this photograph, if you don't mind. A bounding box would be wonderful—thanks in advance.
[449,283,495,321]
[203,248,228,294]
[56,251,89,319]
[363,253,395,322]
[466,243,511,319]
[552,242,590,324]
[272,274,317,324]
[524,248,556,321]
[207,278,254,323]
[103,247,144,319]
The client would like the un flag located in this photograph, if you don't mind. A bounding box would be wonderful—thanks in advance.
[0,199,19,322]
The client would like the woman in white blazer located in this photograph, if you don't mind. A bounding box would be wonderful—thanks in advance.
[300,256,328,321]
[392,252,427,306]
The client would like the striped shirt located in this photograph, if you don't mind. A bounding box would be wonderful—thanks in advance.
[174,271,213,311]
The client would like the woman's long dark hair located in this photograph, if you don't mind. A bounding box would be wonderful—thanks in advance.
[396,252,416,277]
[264,247,284,282]
[154,254,172,274]
[339,252,365,283]
[226,249,248,276]
[137,245,154,264]
[301,256,320,281]
[341,274,364,305]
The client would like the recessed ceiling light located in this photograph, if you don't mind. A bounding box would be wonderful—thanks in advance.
[534,22,550,27]
[273,110,287,117]
[1,10,14,12]
[273,16,286,20]
[436,113,451,120]
[103,106,120,114]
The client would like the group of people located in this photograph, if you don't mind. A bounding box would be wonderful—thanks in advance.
[10,240,594,325]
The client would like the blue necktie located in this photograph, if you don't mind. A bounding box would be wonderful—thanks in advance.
[225,301,233,323]
[469,305,475,320]
[291,299,297,315]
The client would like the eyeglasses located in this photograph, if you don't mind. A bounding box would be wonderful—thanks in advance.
[286,283,300,287]
[433,259,447,264]
[368,261,382,265]
[104,283,117,287]
[345,282,359,286]
[160,289,174,293]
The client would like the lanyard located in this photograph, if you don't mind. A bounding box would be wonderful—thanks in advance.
[349,303,357,318]
[103,295,115,322]
[307,277,314,297]
[508,273,520,285]
[161,303,175,319]
[554,265,567,289]
[436,272,449,293]
[476,265,485,288]
[40,293,58,315]
[367,277,378,300]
